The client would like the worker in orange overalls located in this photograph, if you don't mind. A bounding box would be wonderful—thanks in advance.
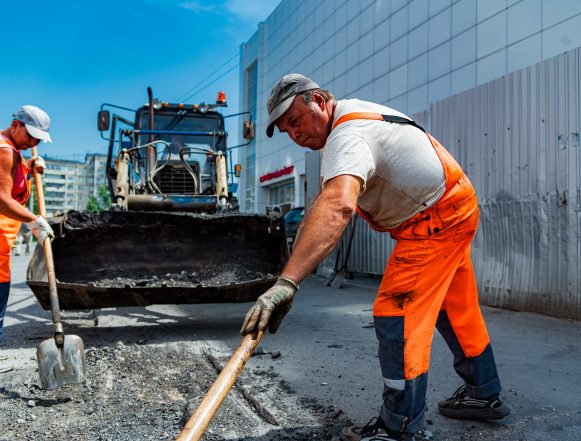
[241,75,510,441]
[0,106,54,344]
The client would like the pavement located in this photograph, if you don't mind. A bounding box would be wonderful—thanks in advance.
[1,252,581,440]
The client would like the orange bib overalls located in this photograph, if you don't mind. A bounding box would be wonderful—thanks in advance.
[332,113,501,433]
[0,135,31,341]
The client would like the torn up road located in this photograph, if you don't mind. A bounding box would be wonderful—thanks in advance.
[1,254,581,440]
[1,342,345,440]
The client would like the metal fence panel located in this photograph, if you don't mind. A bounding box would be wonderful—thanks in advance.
[308,47,581,319]
[429,48,580,319]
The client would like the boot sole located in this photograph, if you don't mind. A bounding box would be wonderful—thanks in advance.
[438,402,511,420]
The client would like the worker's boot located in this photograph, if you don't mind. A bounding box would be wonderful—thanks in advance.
[341,417,415,440]
[438,384,510,420]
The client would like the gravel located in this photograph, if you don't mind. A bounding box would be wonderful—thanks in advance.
[90,267,275,288]
[0,343,349,441]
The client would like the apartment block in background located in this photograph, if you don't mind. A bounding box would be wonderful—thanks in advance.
[42,154,107,218]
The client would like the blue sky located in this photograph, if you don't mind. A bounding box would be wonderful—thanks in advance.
[1,0,279,159]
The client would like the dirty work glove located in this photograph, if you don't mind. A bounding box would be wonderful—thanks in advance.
[240,277,299,335]
[27,156,46,174]
[26,216,55,244]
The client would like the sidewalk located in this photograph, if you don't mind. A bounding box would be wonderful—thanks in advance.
[1,254,581,440]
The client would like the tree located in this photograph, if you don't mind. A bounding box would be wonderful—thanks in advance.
[86,184,112,212]
[98,184,111,208]
[86,195,100,212]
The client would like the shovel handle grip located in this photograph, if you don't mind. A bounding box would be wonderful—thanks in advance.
[176,331,264,441]
[31,147,63,339]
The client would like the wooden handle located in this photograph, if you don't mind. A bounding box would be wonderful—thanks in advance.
[31,147,63,343]
[176,331,264,441]
[31,147,46,217]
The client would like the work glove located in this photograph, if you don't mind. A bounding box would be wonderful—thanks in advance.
[27,156,46,174]
[26,216,55,244]
[240,276,299,335]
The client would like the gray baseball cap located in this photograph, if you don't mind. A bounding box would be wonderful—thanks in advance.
[13,105,52,143]
[266,73,320,137]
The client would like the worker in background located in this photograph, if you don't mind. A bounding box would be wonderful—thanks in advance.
[0,106,54,344]
[240,74,510,441]
[13,224,32,256]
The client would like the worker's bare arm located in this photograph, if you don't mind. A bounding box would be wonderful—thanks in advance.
[0,149,36,222]
[281,174,363,284]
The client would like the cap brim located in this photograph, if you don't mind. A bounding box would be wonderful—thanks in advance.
[266,94,297,138]
[25,123,52,143]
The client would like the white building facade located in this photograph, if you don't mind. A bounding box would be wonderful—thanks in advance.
[238,0,581,214]
[43,154,108,217]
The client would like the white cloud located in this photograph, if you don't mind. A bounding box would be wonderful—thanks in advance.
[225,0,280,21]
[180,1,216,13]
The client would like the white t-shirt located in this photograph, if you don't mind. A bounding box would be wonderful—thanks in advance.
[321,99,446,229]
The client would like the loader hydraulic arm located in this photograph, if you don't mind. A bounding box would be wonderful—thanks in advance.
[105,113,135,201]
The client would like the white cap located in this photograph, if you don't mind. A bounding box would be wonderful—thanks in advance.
[266,73,320,137]
[13,105,52,143]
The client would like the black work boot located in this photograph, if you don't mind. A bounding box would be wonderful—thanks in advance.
[438,384,511,420]
[341,417,415,440]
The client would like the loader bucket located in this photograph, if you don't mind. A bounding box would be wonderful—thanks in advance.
[27,211,289,310]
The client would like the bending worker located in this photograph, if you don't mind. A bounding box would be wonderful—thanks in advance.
[240,74,510,441]
[0,106,54,343]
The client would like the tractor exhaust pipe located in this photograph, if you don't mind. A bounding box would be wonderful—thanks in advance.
[146,87,156,191]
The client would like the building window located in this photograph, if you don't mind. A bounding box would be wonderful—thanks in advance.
[269,180,294,206]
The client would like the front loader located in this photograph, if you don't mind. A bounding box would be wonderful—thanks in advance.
[27,88,288,310]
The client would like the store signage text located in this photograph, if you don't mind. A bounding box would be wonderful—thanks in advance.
[259,165,294,183]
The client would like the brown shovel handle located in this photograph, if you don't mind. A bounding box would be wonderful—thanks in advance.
[31,147,63,345]
[176,330,264,441]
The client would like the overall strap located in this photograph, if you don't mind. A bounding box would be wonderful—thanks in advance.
[332,112,426,133]
[0,135,17,151]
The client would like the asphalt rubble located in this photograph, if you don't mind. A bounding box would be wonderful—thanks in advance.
[91,268,276,288]
[0,341,349,441]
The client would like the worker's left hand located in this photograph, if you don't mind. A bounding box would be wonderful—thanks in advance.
[27,156,46,174]
[26,216,55,244]
[240,276,299,335]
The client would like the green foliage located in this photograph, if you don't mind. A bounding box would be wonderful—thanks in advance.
[86,195,101,212]
[86,184,111,212]
[97,184,111,207]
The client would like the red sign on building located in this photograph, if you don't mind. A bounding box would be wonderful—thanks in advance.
[259,165,294,183]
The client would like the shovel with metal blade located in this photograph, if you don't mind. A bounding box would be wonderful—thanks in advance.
[32,147,87,390]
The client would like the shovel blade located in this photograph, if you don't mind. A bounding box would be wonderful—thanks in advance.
[37,334,87,390]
